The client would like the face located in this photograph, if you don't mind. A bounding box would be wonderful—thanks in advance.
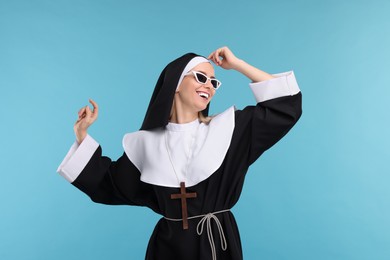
[175,62,216,113]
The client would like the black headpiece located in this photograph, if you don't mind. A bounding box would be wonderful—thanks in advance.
[140,53,210,130]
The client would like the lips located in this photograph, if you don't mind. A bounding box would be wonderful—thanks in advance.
[197,91,210,99]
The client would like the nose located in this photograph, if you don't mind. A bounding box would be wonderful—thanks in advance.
[204,79,213,89]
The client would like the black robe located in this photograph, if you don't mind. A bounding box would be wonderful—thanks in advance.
[70,93,302,260]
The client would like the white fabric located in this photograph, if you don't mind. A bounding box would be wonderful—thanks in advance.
[123,106,235,188]
[249,71,300,103]
[176,56,211,90]
[57,134,99,183]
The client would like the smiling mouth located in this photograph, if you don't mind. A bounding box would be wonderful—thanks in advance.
[197,91,210,99]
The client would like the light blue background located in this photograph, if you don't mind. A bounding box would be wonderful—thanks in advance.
[1,0,389,259]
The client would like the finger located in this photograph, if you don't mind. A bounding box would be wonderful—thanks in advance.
[207,52,214,60]
[85,105,92,119]
[208,52,217,64]
[75,113,85,124]
[78,109,87,121]
[210,50,218,65]
[214,49,222,65]
[89,99,99,119]
[77,113,86,122]
[214,49,220,60]
[218,48,225,60]
[78,106,86,117]
[209,48,219,57]
[89,99,98,112]
[75,118,83,126]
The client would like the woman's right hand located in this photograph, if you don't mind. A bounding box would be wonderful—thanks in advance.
[74,99,99,144]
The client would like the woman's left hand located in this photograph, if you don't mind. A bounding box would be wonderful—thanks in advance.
[208,46,241,70]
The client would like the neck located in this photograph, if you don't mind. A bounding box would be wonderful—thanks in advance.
[170,100,199,124]
[170,110,198,124]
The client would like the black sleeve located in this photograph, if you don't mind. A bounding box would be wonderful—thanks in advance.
[233,92,302,166]
[72,147,154,207]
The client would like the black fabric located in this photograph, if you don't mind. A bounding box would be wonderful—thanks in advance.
[71,93,302,260]
[140,53,210,130]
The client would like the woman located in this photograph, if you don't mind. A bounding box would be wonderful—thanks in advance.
[58,47,302,260]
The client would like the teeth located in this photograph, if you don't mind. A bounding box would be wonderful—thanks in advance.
[198,92,209,99]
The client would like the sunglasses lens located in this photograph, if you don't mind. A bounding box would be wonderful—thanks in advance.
[210,80,219,89]
[195,73,207,84]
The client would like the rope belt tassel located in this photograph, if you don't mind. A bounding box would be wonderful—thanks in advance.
[196,212,228,260]
[164,209,230,260]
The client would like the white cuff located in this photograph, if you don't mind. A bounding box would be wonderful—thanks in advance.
[249,71,301,103]
[57,134,99,183]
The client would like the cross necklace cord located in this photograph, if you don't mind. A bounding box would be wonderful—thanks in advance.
[164,125,199,230]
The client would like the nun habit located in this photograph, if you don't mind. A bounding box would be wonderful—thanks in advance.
[57,52,302,260]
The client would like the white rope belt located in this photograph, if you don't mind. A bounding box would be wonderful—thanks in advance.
[164,209,230,260]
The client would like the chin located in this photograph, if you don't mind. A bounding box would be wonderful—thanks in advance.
[195,103,209,112]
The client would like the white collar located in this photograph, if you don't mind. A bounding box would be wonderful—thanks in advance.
[123,106,235,187]
[166,118,200,132]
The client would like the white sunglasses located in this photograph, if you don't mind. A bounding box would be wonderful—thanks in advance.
[185,71,222,90]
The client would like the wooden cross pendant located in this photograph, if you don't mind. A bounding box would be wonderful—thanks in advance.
[170,182,197,230]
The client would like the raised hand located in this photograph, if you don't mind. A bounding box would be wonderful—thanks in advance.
[207,46,241,70]
[74,99,99,144]
[209,46,274,82]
